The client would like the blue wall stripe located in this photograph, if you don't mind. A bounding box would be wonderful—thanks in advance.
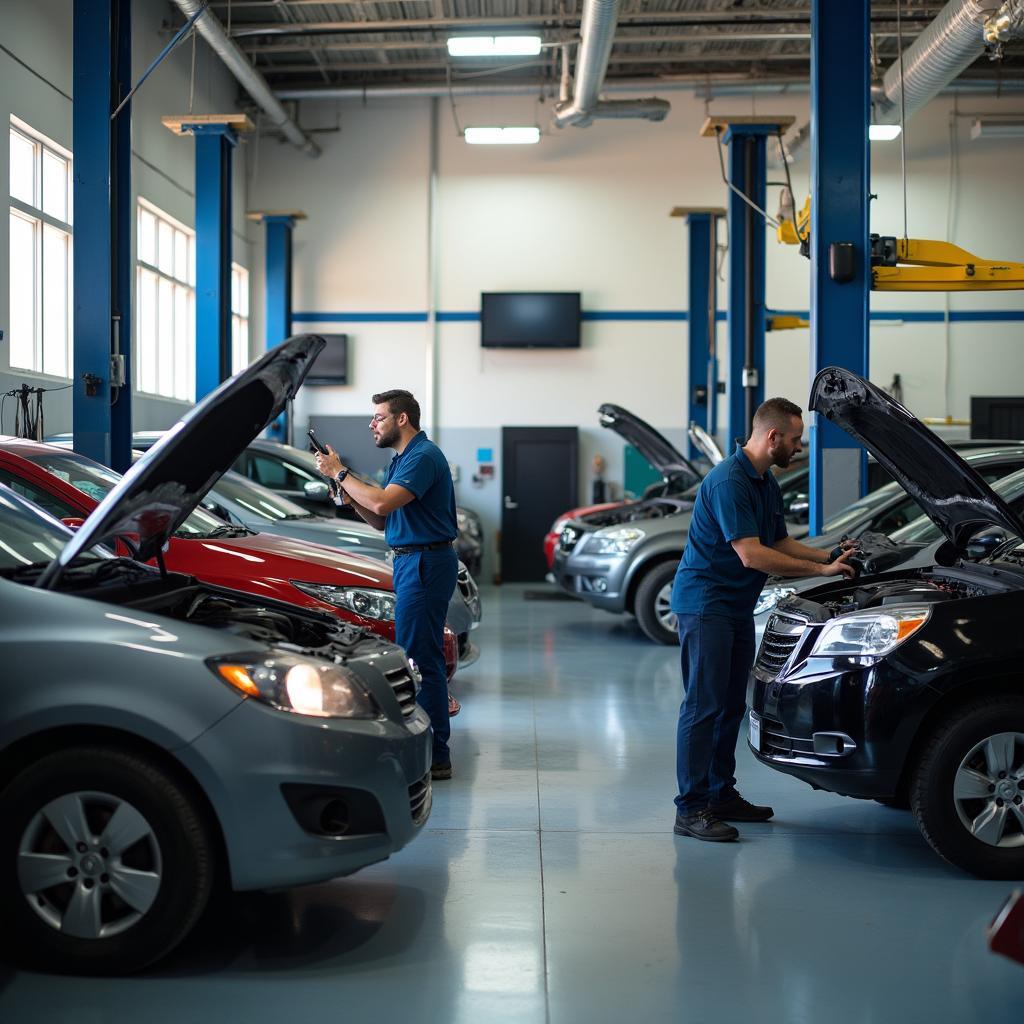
[294,308,1024,325]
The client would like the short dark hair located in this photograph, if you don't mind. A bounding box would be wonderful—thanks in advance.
[372,389,421,430]
[752,397,803,434]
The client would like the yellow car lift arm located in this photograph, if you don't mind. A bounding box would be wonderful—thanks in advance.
[776,196,1024,292]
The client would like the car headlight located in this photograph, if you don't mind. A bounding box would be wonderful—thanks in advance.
[754,586,797,617]
[809,607,931,659]
[291,582,396,621]
[550,517,569,536]
[209,651,379,718]
[584,527,645,555]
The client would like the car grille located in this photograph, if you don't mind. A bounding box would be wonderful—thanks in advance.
[755,612,806,676]
[409,771,432,824]
[385,664,418,717]
[560,525,583,552]
[759,715,815,758]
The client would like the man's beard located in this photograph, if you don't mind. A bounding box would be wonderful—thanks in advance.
[770,444,793,468]
[375,426,399,448]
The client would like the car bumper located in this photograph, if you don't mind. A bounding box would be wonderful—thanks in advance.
[182,698,433,891]
[551,548,629,612]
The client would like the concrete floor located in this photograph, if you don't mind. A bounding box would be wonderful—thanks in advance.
[1,583,1021,1022]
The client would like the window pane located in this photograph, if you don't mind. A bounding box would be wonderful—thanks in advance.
[174,285,189,401]
[157,220,173,276]
[239,270,248,316]
[10,130,36,206]
[158,277,174,395]
[9,211,37,369]
[174,230,188,283]
[137,268,158,394]
[42,151,68,222]
[42,225,69,377]
[138,209,156,265]
[231,267,240,312]
[188,237,195,286]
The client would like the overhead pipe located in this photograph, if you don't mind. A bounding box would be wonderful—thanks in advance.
[552,0,670,128]
[171,0,320,157]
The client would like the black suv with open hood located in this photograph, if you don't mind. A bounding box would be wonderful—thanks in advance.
[749,367,1024,879]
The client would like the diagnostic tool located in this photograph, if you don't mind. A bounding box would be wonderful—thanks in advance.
[308,429,340,500]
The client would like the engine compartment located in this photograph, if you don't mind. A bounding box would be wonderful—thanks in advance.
[820,576,985,617]
[582,498,691,528]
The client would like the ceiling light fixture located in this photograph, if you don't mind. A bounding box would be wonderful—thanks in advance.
[970,117,1024,139]
[869,124,902,141]
[447,36,543,57]
[464,126,541,145]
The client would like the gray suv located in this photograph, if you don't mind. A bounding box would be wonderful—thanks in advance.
[0,336,432,973]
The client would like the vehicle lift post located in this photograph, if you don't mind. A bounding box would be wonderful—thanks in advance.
[808,0,871,532]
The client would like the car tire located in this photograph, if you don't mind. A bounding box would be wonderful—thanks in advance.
[634,562,680,646]
[0,746,214,974]
[910,695,1024,879]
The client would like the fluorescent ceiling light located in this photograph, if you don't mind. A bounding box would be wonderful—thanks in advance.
[447,36,542,57]
[970,117,1024,139]
[869,124,902,141]
[465,126,541,146]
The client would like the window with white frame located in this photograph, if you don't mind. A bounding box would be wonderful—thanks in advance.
[136,200,195,401]
[231,263,250,374]
[8,117,73,377]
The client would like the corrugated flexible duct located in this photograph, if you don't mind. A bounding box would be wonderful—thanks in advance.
[552,0,669,128]
[172,0,320,157]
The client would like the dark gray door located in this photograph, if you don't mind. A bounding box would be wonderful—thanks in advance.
[501,427,578,582]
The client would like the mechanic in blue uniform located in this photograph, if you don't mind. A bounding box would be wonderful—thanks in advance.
[314,389,459,780]
[671,397,856,842]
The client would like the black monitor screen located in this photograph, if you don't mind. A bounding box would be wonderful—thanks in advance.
[306,334,348,384]
[481,292,581,349]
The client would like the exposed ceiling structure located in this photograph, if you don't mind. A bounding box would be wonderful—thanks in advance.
[190,1,1024,99]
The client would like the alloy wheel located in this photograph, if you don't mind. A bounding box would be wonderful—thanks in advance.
[952,731,1024,848]
[17,790,163,939]
[654,582,677,634]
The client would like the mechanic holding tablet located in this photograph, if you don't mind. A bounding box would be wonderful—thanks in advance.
[314,389,459,782]
[671,397,858,843]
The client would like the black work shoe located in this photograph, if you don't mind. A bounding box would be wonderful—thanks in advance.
[673,809,739,842]
[431,762,453,781]
[708,794,774,822]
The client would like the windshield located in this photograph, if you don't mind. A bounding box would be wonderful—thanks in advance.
[211,472,312,522]
[25,449,230,538]
[891,467,1024,545]
[822,480,905,533]
[0,488,109,574]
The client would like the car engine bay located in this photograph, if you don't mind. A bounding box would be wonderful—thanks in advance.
[581,498,691,528]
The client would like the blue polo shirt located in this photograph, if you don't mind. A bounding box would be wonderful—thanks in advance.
[670,443,788,618]
[383,430,458,548]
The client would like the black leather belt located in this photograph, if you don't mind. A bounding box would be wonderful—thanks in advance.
[391,541,453,556]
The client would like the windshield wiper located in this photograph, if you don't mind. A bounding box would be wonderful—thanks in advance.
[281,512,314,521]
[199,524,253,538]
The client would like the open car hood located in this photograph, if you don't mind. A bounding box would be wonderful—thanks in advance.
[687,422,725,465]
[597,403,702,484]
[810,366,1024,554]
[38,334,325,587]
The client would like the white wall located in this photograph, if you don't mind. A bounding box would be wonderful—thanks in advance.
[0,0,253,434]
[247,85,1024,577]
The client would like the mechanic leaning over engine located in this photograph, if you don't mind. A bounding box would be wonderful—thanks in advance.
[315,389,459,782]
[671,397,857,842]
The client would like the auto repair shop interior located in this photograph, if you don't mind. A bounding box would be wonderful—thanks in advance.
[1,0,1024,1020]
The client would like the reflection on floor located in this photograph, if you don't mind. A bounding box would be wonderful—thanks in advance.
[1,584,1020,1022]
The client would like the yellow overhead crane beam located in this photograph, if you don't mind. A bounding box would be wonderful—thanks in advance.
[776,196,1024,292]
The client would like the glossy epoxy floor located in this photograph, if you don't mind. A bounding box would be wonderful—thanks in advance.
[1,584,1021,1022]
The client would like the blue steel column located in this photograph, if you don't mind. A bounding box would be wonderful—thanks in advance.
[187,124,238,400]
[264,214,295,441]
[686,212,717,456]
[723,125,771,447]
[808,0,871,534]
[73,0,132,469]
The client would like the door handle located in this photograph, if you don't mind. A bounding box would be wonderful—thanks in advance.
[504,495,518,510]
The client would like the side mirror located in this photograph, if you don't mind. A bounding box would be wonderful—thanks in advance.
[61,516,86,531]
[967,531,1006,559]
[303,480,331,502]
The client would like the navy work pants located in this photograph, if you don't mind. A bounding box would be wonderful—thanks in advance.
[393,547,458,764]
[674,613,755,815]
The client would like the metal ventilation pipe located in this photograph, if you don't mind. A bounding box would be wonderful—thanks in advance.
[872,0,990,124]
[172,0,320,157]
[552,0,670,128]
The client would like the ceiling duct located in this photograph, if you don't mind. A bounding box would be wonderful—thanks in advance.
[171,0,320,157]
[552,0,670,128]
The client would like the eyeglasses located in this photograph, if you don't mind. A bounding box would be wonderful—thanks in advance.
[370,413,393,425]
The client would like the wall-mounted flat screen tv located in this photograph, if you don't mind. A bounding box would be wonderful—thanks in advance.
[306,333,348,384]
[481,292,581,349]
